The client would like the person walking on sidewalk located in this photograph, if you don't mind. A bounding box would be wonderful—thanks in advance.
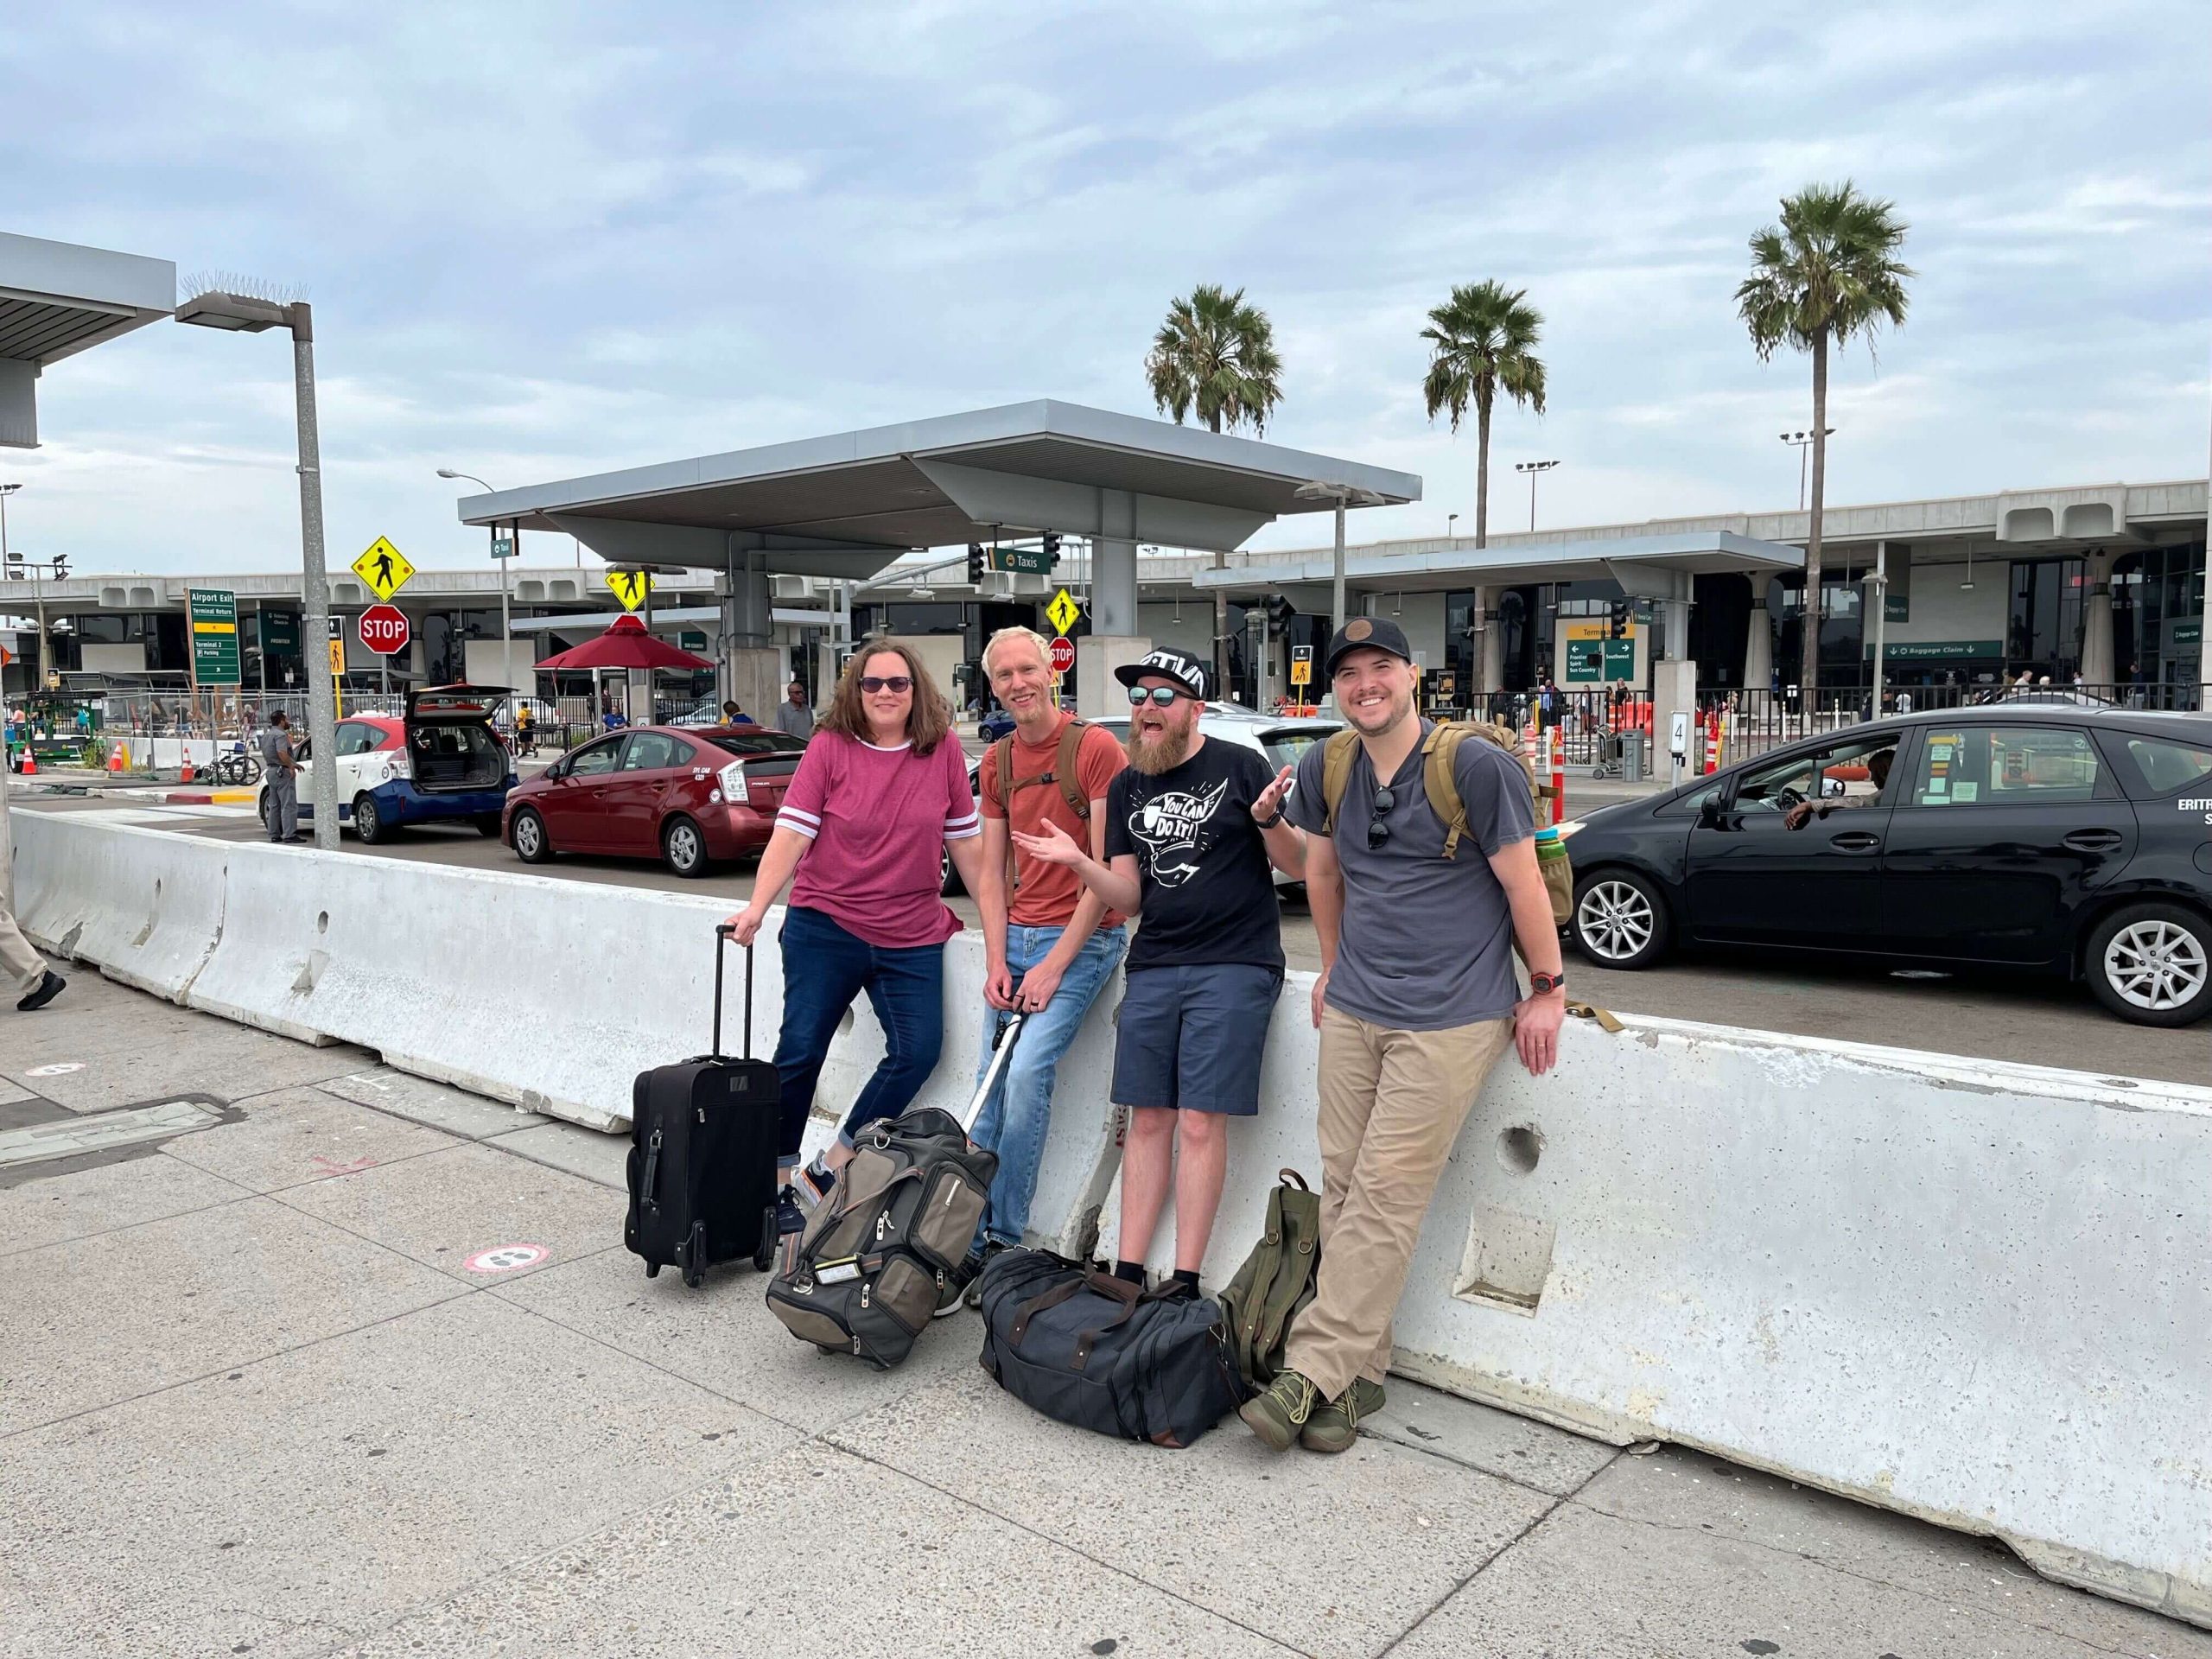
[958,626,1130,1304]
[724,639,987,1257]
[0,757,65,1011]
[1016,645,1302,1298]
[1243,616,1565,1454]
[257,711,302,843]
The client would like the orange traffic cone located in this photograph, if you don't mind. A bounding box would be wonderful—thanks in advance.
[107,745,125,772]
[19,749,35,776]
[179,759,194,783]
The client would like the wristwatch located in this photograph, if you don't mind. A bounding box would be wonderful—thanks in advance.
[1529,970,1567,995]
[1255,807,1286,829]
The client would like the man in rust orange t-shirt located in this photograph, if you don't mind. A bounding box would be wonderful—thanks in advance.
[959,625,1128,1298]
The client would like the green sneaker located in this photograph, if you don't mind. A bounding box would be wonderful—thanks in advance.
[1300,1377,1386,1453]
[1238,1370,1322,1452]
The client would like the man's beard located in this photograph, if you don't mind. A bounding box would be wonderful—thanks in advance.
[1346,687,1414,736]
[1127,720,1194,776]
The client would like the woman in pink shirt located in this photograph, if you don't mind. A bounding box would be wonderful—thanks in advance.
[727,641,985,1247]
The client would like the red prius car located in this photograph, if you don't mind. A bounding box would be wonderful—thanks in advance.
[502,725,806,877]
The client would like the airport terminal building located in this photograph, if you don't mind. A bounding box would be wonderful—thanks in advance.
[6,476,2205,711]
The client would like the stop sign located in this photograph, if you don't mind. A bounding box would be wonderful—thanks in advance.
[358,603,410,656]
[1048,635,1076,675]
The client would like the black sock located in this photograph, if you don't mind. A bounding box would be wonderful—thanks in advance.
[1112,1259,1146,1285]
[1170,1268,1200,1292]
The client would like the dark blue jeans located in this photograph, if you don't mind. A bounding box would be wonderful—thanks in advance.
[772,906,946,1166]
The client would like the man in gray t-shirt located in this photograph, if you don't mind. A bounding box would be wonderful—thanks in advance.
[772,681,814,740]
[257,712,301,842]
[1239,616,1567,1459]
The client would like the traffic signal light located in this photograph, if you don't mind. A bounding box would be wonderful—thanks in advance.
[1040,531,1060,567]
[1608,599,1631,639]
[966,544,985,584]
[1266,594,1296,634]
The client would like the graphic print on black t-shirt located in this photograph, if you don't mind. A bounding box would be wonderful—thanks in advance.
[1126,776,1230,886]
[1105,739,1283,972]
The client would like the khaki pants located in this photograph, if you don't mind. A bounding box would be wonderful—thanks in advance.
[1281,1007,1514,1402]
[0,791,48,995]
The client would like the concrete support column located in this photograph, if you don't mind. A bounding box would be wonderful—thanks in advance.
[2079,547,2115,687]
[1092,495,1140,639]
[1076,636,1154,719]
[1744,573,1775,691]
[1651,658,1700,786]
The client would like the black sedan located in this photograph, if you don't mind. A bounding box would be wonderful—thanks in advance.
[1558,704,2212,1027]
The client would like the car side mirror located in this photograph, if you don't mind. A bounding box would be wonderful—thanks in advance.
[1696,796,1726,830]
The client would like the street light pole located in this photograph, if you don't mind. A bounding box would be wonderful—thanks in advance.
[1514,460,1559,532]
[175,290,341,849]
[436,471,506,685]
[1294,480,1385,656]
[1780,429,1835,512]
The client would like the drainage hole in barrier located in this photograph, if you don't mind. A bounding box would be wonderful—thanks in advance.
[317,911,329,935]
[1497,1125,1543,1175]
[836,1007,855,1038]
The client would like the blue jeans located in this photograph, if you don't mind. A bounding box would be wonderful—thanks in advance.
[772,906,946,1165]
[969,923,1127,1253]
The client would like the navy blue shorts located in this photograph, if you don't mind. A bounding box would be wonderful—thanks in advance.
[1109,963,1283,1116]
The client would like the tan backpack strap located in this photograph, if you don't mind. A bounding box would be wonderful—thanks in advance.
[1568,1000,1625,1033]
[1055,717,1091,822]
[987,739,1020,894]
[1318,728,1361,836]
[1422,722,1471,861]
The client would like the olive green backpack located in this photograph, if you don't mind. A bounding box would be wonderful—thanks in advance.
[1215,1170,1323,1393]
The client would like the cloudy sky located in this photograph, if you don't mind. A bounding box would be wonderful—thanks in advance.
[4,1,2206,577]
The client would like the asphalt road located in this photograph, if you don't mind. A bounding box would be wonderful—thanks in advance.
[22,788,2206,1086]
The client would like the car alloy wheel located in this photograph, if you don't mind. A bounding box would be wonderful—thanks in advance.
[353,794,381,843]
[2101,918,2209,1015]
[1576,878,1656,964]
[513,809,548,861]
[664,817,707,877]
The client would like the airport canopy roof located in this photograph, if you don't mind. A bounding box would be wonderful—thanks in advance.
[1,232,176,448]
[1192,528,1804,601]
[455,400,1421,579]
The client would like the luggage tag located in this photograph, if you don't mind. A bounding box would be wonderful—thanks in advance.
[813,1256,864,1285]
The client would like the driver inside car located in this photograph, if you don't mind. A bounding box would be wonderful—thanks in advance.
[1783,747,1895,830]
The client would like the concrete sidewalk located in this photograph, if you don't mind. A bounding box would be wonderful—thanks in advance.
[3,975,2202,1659]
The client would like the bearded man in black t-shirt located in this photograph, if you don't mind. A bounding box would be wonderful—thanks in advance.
[1014,645,1304,1297]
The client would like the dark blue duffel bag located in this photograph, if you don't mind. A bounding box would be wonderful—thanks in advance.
[976,1249,1247,1448]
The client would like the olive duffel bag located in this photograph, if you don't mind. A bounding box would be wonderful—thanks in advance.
[976,1249,1247,1448]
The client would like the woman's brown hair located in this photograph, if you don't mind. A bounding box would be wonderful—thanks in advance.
[817,635,954,754]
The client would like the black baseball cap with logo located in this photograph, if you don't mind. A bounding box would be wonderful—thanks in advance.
[1322,615,1415,679]
[1114,645,1211,701]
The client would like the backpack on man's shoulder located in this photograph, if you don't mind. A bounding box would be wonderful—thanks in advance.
[988,717,1096,893]
[1317,720,1571,925]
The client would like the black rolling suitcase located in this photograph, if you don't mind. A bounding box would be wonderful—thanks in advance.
[625,924,781,1287]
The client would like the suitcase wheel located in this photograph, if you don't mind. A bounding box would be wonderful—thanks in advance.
[683,1266,704,1289]
[753,1203,779,1274]
[645,1262,661,1280]
[816,1344,842,1357]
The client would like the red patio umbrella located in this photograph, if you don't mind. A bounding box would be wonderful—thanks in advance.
[534,613,712,672]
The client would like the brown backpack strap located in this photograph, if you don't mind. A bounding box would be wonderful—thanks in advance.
[1421,723,1471,861]
[1318,728,1361,837]
[1054,717,1092,822]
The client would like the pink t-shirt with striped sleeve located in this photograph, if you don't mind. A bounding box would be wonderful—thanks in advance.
[777,732,979,948]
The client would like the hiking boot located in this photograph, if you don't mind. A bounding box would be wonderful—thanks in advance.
[933,1261,970,1319]
[16,969,65,1013]
[1300,1377,1386,1454]
[961,1241,1007,1309]
[1238,1369,1321,1452]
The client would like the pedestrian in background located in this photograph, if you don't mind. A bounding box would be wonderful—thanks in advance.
[257,710,302,842]
[0,753,66,1012]
[774,679,815,740]
[725,639,986,1258]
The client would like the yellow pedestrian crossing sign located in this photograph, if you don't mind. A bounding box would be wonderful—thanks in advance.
[352,537,414,601]
[1046,588,1081,636]
[607,569,654,612]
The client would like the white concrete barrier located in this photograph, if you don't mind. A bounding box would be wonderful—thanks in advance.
[10,810,229,1002]
[11,810,2209,1627]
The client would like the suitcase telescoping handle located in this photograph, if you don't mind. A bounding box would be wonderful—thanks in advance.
[711,923,755,1062]
[962,981,1026,1136]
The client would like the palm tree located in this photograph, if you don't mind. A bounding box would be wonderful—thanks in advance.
[1145,283,1284,435]
[1738,181,1913,694]
[1421,281,1547,550]
[1147,284,1284,692]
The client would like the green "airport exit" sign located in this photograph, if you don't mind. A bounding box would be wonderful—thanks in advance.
[188,588,241,685]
